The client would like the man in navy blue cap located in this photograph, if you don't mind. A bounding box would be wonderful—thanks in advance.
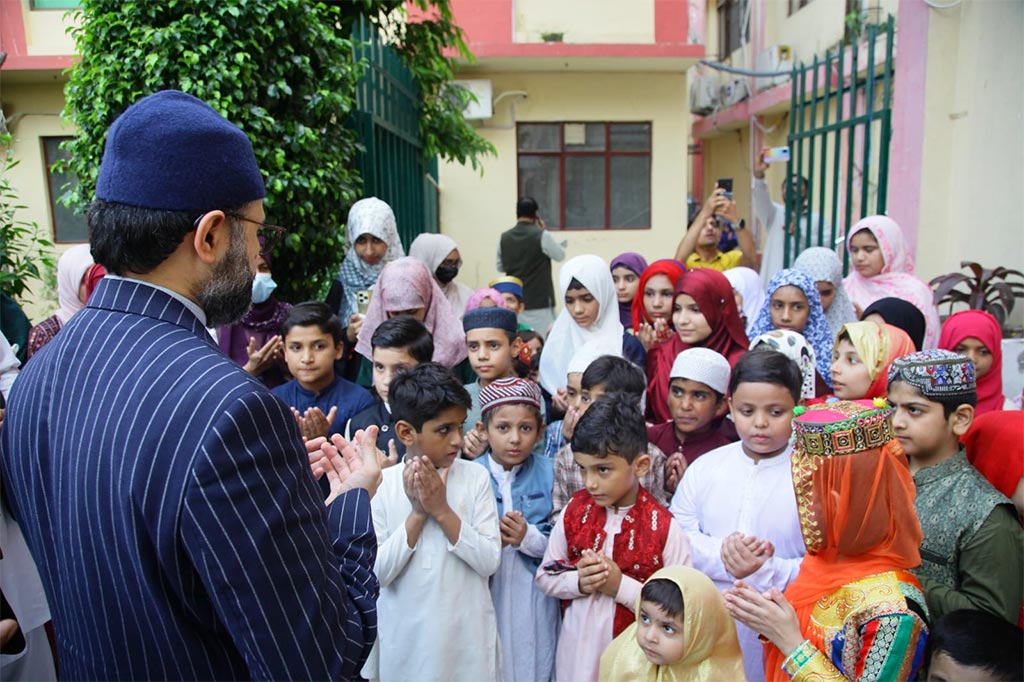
[0,90,380,680]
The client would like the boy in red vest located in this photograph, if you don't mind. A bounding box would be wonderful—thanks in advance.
[536,396,691,682]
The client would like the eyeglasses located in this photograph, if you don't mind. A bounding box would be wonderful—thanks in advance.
[228,213,288,254]
[439,257,463,269]
[193,211,288,255]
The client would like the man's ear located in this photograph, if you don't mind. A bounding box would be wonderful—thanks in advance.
[727,396,735,421]
[510,337,523,358]
[632,453,651,479]
[333,340,345,361]
[192,210,231,265]
[395,420,417,446]
[950,403,975,437]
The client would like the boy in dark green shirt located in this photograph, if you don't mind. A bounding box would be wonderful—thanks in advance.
[888,349,1023,624]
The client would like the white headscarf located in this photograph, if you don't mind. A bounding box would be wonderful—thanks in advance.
[793,246,857,338]
[338,197,405,321]
[55,244,95,324]
[409,232,472,319]
[538,254,624,394]
[723,266,765,335]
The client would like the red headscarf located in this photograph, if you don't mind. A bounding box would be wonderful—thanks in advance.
[629,259,686,332]
[83,263,107,301]
[962,411,1024,499]
[938,310,1004,416]
[646,269,748,423]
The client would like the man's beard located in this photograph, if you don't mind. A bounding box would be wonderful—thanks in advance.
[196,223,254,327]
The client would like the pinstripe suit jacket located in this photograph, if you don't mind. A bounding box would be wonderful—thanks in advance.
[0,277,378,680]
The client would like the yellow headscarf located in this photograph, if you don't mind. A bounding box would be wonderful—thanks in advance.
[836,321,916,398]
[598,566,746,682]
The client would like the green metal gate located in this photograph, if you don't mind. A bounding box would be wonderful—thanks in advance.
[351,16,439,249]
[783,15,895,272]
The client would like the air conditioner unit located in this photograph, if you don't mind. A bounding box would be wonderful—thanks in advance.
[719,78,751,108]
[689,75,719,115]
[451,79,493,120]
[755,44,793,91]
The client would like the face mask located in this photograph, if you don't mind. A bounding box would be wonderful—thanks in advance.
[251,272,277,304]
[435,264,459,285]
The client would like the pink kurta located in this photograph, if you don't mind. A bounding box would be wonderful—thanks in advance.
[536,502,691,682]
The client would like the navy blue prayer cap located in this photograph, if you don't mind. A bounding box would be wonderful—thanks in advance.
[95,90,266,212]
[463,307,518,335]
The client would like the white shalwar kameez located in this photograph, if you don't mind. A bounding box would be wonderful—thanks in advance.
[669,440,806,682]
[362,459,502,682]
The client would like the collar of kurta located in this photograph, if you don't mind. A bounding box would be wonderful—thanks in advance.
[738,445,794,469]
[912,447,969,487]
[86,276,216,348]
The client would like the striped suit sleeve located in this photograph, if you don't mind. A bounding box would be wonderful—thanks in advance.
[180,390,377,681]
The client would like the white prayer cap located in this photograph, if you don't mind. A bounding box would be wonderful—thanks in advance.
[669,348,731,395]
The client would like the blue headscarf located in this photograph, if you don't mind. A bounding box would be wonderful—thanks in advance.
[749,269,834,389]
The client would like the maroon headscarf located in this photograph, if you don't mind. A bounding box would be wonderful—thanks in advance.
[646,268,749,422]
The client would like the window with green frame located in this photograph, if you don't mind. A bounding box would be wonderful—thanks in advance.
[42,137,88,243]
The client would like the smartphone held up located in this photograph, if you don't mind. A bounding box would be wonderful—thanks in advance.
[762,146,791,163]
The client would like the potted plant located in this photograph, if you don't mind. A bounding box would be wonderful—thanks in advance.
[930,261,1024,332]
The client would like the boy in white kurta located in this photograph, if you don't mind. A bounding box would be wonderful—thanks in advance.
[537,397,691,682]
[361,363,502,682]
[669,349,806,682]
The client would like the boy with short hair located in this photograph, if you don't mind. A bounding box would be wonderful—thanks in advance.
[670,348,807,681]
[345,316,434,460]
[489,276,530,325]
[925,609,1023,682]
[887,349,1023,624]
[475,376,559,682]
[272,302,375,439]
[536,397,691,682]
[550,354,670,521]
[460,307,522,459]
[363,363,501,682]
[648,348,735,493]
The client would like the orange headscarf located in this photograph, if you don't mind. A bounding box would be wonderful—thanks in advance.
[765,400,923,680]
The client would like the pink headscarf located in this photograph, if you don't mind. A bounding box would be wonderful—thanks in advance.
[842,215,940,348]
[355,257,467,367]
[465,287,507,313]
[939,310,1004,416]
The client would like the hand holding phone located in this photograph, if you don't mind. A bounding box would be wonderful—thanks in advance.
[763,146,791,163]
[717,178,734,200]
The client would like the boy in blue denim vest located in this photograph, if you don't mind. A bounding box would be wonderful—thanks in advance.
[475,376,558,682]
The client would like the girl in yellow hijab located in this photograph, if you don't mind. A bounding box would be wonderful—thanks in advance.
[599,566,746,682]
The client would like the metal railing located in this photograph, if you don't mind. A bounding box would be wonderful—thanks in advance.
[351,16,439,249]
[783,15,895,272]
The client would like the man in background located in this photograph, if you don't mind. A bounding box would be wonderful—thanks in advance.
[497,197,566,334]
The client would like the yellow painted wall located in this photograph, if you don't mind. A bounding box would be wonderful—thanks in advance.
[916,0,1024,282]
[4,82,78,323]
[769,0,845,65]
[21,0,79,56]
[514,0,654,44]
[437,71,689,300]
